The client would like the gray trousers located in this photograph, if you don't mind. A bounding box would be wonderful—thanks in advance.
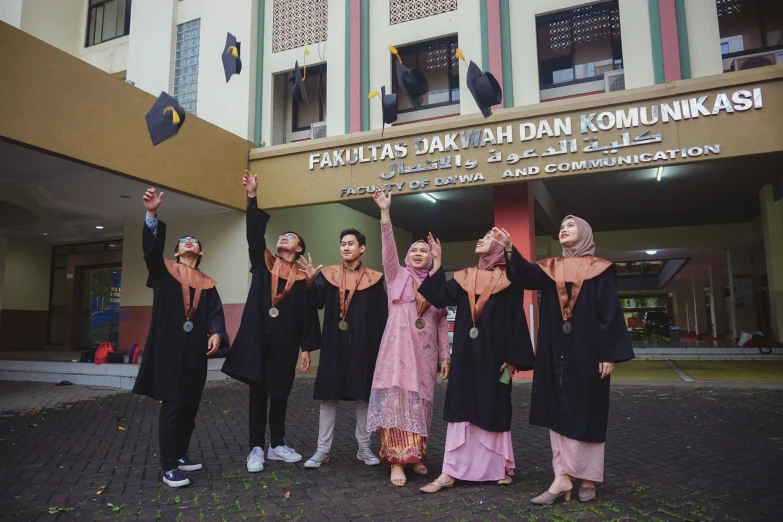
[317,400,370,453]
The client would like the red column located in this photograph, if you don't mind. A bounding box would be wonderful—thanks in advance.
[494,184,537,378]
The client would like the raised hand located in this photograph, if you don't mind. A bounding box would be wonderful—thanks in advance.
[373,186,391,210]
[297,253,323,285]
[427,232,442,259]
[143,188,164,216]
[243,170,259,198]
[491,227,512,251]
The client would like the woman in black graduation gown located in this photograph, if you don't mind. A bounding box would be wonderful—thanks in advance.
[496,216,633,504]
[221,171,321,471]
[133,189,228,488]
[417,231,535,493]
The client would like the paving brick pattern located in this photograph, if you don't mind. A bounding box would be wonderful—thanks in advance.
[1,378,781,521]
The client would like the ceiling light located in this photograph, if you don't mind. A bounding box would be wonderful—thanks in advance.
[645,250,658,255]
[95,225,104,229]
[656,166,663,181]
[421,193,437,203]
[109,244,116,248]
[43,233,48,236]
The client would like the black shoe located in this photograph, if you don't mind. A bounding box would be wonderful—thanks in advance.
[162,469,190,488]
[177,456,202,471]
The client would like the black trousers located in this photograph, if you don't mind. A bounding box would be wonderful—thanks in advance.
[159,400,199,471]
[249,381,288,450]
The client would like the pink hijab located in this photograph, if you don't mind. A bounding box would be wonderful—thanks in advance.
[561,215,595,258]
[389,240,432,304]
[478,235,507,271]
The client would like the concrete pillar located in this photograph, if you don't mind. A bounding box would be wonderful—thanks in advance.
[672,287,689,329]
[684,289,691,333]
[692,275,708,336]
[708,266,727,337]
[726,250,738,341]
[760,185,783,342]
[683,0,724,78]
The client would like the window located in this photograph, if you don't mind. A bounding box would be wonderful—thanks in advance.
[536,1,623,90]
[174,19,201,115]
[85,0,131,47]
[292,64,327,132]
[391,36,459,112]
[717,0,783,57]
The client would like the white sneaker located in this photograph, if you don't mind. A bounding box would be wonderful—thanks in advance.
[357,447,381,466]
[267,445,302,463]
[246,447,265,473]
[304,450,330,468]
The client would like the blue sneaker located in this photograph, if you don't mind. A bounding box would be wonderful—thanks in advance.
[177,456,202,471]
[162,469,190,488]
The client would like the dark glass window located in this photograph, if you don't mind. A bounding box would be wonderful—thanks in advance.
[86,0,131,47]
[391,35,459,112]
[717,0,783,57]
[536,1,623,90]
[293,64,327,132]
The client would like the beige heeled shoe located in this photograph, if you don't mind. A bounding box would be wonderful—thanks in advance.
[530,489,572,505]
[579,487,596,502]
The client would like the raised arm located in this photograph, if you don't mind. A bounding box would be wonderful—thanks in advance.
[142,188,166,280]
[491,227,547,290]
[243,171,270,270]
[418,267,459,308]
[374,188,401,282]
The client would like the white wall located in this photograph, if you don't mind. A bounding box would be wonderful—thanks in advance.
[19,0,81,56]
[0,0,23,27]
[684,0,724,78]
[126,0,177,97]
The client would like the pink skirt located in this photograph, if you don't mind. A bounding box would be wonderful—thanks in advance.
[442,422,515,482]
[550,430,605,482]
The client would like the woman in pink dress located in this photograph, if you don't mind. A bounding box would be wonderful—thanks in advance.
[367,188,451,487]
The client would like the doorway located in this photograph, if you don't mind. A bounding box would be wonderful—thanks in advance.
[79,267,122,349]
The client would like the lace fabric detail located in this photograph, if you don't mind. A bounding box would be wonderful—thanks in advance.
[367,387,433,438]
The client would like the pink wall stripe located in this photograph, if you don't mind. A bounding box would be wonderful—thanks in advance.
[486,0,503,110]
[349,0,362,133]
[659,0,682,82]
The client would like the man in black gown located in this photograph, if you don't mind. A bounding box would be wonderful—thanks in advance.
[300,229,388,468]
[133,188,228,488]
[222,171,321,473]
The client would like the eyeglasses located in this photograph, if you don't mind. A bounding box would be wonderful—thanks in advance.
[178,237,198,243]
[278,234,297,241]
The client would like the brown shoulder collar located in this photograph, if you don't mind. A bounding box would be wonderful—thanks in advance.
[264,249,307,281]
[321,265,384,291]
[536,256,612,283]
[452,266,512,295]
[164,259,217,289]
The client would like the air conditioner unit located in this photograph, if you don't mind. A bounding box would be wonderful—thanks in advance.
[732,50,783,71]
[312,121,327,139]
[604,69,625,93]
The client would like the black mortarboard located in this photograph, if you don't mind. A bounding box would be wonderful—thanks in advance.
[380,86,398,125]
[145,92,186,146]
[466,60,502,118]
[290,60,309,107]
[222,32,242,82]
[390,47,429,110]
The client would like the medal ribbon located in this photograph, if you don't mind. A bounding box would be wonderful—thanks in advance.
[412,280,431,319]
[339,265,366,320]
[467,266,502,327]
[177,263,202,321]
[555,258,590,321]
[270,256,299,308]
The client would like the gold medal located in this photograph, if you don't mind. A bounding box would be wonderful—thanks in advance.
[469,326,479,339]
[338,320,349,331]
[269,306,279,318]
[415,317,425,329]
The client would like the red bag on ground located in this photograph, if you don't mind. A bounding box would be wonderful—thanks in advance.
[94,342,114,365]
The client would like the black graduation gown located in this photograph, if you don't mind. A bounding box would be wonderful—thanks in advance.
[418,267,535,433]
[133,220,228,405]
[310,269,388,402]
[505,247,634,443]
[221,197,321,398]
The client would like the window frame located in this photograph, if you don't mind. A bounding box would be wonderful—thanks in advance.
[391,35,460,114]
[292,63,327,133]
[84,0,132,48]
[536,0,623,91]
[717,0,783,59]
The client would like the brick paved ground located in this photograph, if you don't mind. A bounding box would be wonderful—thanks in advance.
[1,377,782,521]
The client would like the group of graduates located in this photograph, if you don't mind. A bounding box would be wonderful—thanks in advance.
[133,171,633,505]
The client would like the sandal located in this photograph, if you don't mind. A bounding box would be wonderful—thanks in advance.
[497,474,513,485]
[420,478,455,494]
[410,463,428,475]
[390,465,406,487]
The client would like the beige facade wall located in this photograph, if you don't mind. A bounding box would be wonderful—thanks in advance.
[2,239,51,311]
[684,0,724,78]
[20,0,82,56]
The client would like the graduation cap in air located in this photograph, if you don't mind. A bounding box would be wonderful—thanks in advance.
[389,45,429,110]
[368,86,397,137]
[290,47,310,107]
[457,48,502,118]
[222,32,242,82]
[145,91,186,146]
